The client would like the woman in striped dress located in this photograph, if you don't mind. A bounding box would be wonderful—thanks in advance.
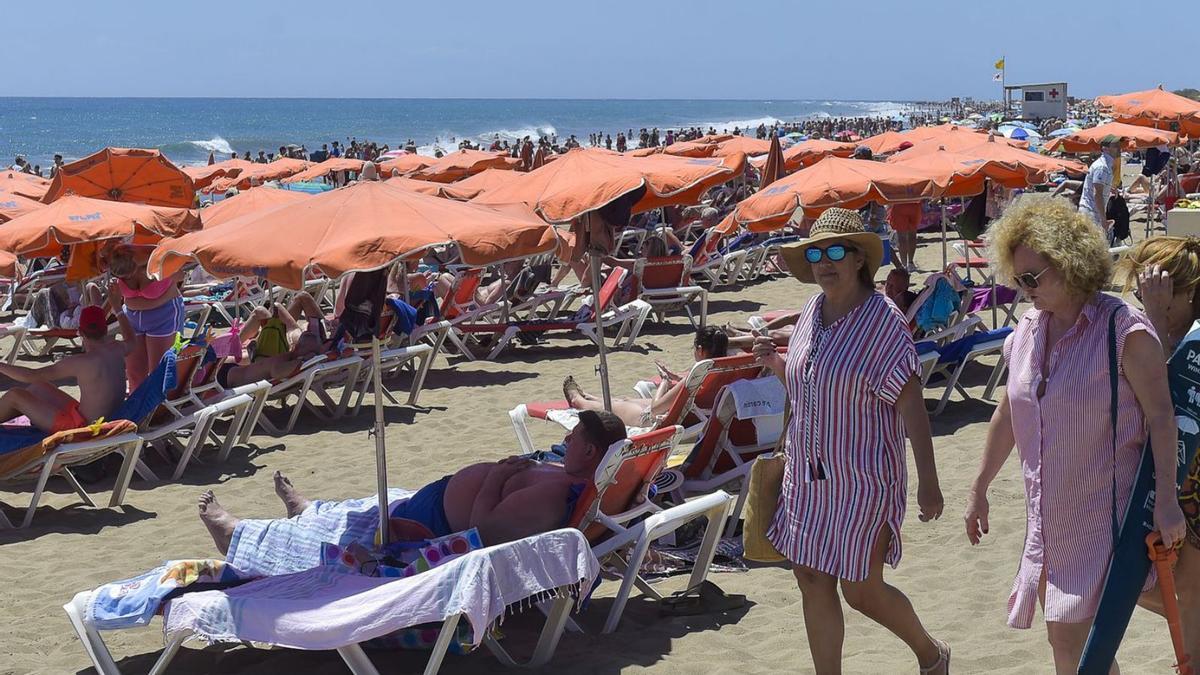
[754,208,948,674]
[964,196,1185,673]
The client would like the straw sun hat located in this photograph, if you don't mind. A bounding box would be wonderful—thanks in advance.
[780,207,883,283]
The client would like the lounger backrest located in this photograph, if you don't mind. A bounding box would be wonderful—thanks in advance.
[165,345,206,401]
[682,383,774,480]
[638,255,690,291]
[652,359,715,429]
[691,353,762,414]
[592,266,628,315]
[441,269,482,320]
[568,425,683,543]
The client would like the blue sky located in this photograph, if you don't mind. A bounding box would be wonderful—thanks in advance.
[8,0,1194,100]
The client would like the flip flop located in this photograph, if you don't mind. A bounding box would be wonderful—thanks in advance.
[659,581,746,617]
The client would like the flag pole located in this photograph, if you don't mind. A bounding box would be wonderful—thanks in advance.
[1000,56,1006,116]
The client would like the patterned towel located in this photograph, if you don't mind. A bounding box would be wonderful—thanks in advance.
[87,559,254,630]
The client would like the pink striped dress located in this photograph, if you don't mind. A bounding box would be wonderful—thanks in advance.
[1003,292,1156,628]
[767,292,918,581]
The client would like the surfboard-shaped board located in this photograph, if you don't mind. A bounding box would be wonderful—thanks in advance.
[1078,325,1200,674]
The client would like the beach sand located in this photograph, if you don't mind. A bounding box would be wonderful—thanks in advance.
[0,217,1177,674]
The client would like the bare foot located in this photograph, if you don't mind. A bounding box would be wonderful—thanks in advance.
[198,490,239,556]
[562,376,585,406]
[273,471,310,517]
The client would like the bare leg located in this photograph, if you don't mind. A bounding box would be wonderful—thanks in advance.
[125,334,150,392]
[273,471,311,517]
[197,490,240,556]
[562,376,648,427]
[239,305,271,345]
[144,334,176,383]
[838,527,944,671]
[0,387,70,432]
[793,565,844,674]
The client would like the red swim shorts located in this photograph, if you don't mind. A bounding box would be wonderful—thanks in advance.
[889,202,922,233]
[51,400,88,433]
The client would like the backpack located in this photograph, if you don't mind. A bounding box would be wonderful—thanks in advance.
[254,318,290,361]
[1106,194,1130,242]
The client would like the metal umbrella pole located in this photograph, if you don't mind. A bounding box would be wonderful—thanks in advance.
[372,334,390,546]
[940,201,948,270]
[588,238,614,411]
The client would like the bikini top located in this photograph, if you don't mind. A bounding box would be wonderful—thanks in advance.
[118,277,174,300]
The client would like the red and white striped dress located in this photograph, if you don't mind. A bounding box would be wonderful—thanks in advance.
[767,292,918,581]
[1003,292,1156,628]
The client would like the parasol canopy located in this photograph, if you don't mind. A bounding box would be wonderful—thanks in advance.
[411,150,518,183]
[42,148,195,208]
[1096,86,1200,137]
[283,158,367,184]
[1043,121,1180,153]
[199,187,311,229]
[0,189,47,223]
[0,195,200,257]
[0,171,51,200]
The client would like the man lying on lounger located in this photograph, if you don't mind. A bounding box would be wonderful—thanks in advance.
[211,331,326,390]
[0,306,128,434]
[198,410,627,576]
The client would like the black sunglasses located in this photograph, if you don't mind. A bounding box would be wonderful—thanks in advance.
[1015,266,1051,289]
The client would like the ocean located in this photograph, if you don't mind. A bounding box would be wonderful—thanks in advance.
[0,98,910,170]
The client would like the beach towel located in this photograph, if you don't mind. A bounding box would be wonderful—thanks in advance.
[163,529,599,651]
[86,559,255,630]
[915,277,960,332]
[967,285,1019,314]
[725,376,785,420]
[225,488,415,577]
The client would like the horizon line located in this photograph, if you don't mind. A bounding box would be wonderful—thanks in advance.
[0,95,979,103]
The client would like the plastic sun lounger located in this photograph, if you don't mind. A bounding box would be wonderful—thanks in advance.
[350,342,436,412]
[0,422,144,529]
[0,323,27,364]
[923,325,1013,415]
[65,529,599,675]
[255,354,365,436]
[636,254,708,329]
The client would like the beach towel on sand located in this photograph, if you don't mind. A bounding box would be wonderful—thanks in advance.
[225,488,415,577]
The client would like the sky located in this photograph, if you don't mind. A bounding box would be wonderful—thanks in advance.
[7,0,1195,100]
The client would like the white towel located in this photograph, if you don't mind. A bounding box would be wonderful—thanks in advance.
[726,376,786,420]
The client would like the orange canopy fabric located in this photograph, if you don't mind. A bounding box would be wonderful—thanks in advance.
[858,125,1023,156]
[183,159,252,190]
[411,150,518,183]
[1096,86,1200,137]
[759,135,785,188]
[199,188,311,229]
[148,180,558,289]
[204,158,312,193]
[439,168,523,201]
[0,195,200,257]
[282,158,366,183]
[1043,121,1180,153]
[42,148,195,208]
[382,176,448,197]
[0,250,17,278]
[718,156,945,234]
[0,189,47,223]
[0,171,51,200]
[753,139,858,172]
[888,147,1036,197]
[376,154,435,177]
[711,136,774,159]
[627,147,661,157]
[471,147,740,223]
[892,135,1086,177]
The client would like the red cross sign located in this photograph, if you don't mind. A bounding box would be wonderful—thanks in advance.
[1049,88,1060,99]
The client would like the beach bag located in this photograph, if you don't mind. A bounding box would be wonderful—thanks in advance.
[742,407,790,563]
[954,192,988,241]
[254,318,289,361]
[1107,194,1130,242]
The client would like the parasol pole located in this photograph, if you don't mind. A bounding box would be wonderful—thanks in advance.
[373,333,389,546]
[586,211,614,412]
[940,201,948,270]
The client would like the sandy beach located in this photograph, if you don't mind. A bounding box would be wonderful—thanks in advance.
[0,214,1179,675]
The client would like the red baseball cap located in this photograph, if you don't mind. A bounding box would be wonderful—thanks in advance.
[79,305,107,339]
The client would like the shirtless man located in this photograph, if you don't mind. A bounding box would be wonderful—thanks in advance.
[197,410,627,566]
[0,306,128,433]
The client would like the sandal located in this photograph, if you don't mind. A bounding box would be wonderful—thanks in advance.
[562,375,584,404]
[659,580,746,617]
[919,639,950,675]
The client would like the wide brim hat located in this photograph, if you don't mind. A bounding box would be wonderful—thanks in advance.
[780,207,884,283]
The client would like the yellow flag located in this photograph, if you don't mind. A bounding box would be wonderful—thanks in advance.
[994,58,1005,70]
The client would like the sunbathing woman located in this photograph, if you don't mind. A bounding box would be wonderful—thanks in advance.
[561,327,728,428]
[212,331,326,390]
[239,292,327,360]
[723,312,800,351]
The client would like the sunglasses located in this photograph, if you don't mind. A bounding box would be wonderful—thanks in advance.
[805,244,855,264]
[1015,266,1051,289]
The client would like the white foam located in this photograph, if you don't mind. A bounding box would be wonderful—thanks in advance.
[188,136,235,156]
[474,125,557,143]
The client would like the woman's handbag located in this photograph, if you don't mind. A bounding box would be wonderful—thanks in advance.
[742,408,790,563]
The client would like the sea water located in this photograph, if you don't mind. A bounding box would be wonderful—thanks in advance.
[0,97,909,169]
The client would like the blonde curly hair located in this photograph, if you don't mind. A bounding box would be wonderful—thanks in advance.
[987,194,1111,297]
[1114,236,1200,297]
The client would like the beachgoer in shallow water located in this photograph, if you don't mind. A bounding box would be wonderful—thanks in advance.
[197,411,627,568]
[0,306,127,433]
[965,196,1184,673]
[562,327,729,428]
[754,208,948,674]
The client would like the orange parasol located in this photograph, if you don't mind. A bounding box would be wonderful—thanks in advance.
[204,158,312,193]
[382,176,449,197]
[717,156,945,234]
[439,168,523,201]
[183,159,253,191]
[0,189,47,223]
[754,138,858,173]
[282,158,366,183]
[471,147,741,223]
[711,135,774,159]
[759,134,785,188]
[199,187,311,228]
[0,195,199,257]
[1043,121,1180,153]
[891,135,1086,179]
[0,250,17,278]
[859,125,1024,156]
[1096,85,1200,137]
[411,149,518,183]
[42,147,195,208]
[0,171,51,200]
[148,180,558,290]
[627,147,661,157]
[888,146,1034,197]
[376,154,434,177]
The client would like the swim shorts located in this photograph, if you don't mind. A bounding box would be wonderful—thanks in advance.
[51,399,88,433]
[124,296,184,338]
[386,475,453,541]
